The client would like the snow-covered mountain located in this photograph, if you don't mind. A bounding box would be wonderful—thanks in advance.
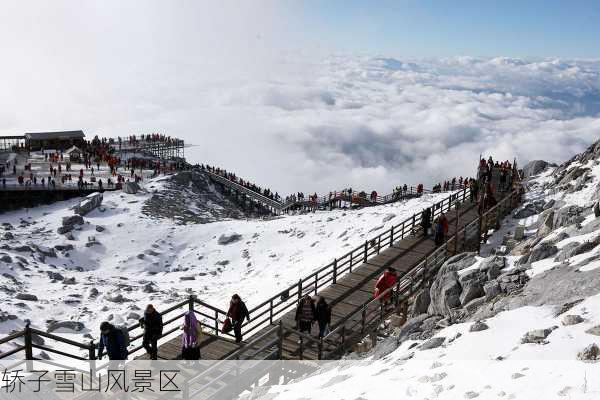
[258,140,600,400]
[0,170,450,354]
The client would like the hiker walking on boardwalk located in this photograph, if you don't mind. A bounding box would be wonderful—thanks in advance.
[97,321,128,360]
[434,213,449,246]
[295,294,316,335]
[421,207,432,238]
[226,294,250,343]
[315,297,332,338]
[140,304,163,360]
[181,310,202,360]
[374,267,397,306]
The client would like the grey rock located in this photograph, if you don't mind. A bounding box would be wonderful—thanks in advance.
[483,281,501,300]
[0,255,12,263]
[2,232,15,240]
[521,326,558,344]
[511,373,525,379]
[95,225,105,232]
[123,181,141,194]
[585,326,600,336]
[553,205,585,229]
[577,344,600,361]
[105,293,130,303]
[127,312,141,320]
[180,276,196,281]
[463,297,486,314]
[469,321,489,332]
[420,337,445,350]
[554,242,581,262]
[460,281,484,306]
[397,314,429,341]
[421,315,443,332]
[88,288,99,298]
[562,315,584,326]
[527,242,558,263]
[142,283,157,293]
[46,271,65,281]
[523,160,549,178]
[428,269,461,317]
[480,256,505,280]
[464,391,479,399]
[536,210,555,237]
[15,293,38,301]
[34,245,56,258]
[217,233,243,245]
[74,192,103,216]
[54,244,74,252]
[513,204,538,219]
[63,277,76,285]
[47,321,85,333]
[14,245,33,253]
[62,215,84,228]
[409,289,431,317]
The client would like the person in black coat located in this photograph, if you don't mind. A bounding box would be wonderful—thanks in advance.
[315,297,332,338]
[295,295,316,334]
[227,294,250,343]
[421,207,432,238]
[97,321,127,360]
[140,304,163,360]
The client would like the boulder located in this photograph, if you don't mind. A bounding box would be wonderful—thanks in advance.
[480,256,505,280]
[408,289,431,317]
[420,337,445,350]
[34,245,56,258]
[536,210,555,237]
[88,288,99,298]
[123,181,141,194]
[0,255,12,263]
[585,326,600,336]
[62,215,84,228]
[521,326,558,344]
[483,280,501,300]
[459,281,484,306]
[428,270,461,317]
[553,205,585,229]
[47,321,85,333]
[513,204,538,219]
[554,242,581,262]
[46,271,65,281]
[74,192,103,216]
[2,232,15,240]
[54,244,74,252]
[463,297,486,314]
[217,233,243,245]
[127,312,141,321]
[143,283,157,293]
[577,344,600,362]
[397,314,429,341]
[514,226,525,240]
[469,321,489,332]
[527,242,558,263]
[523,160,549,178]
[562,315,584,326]
[95,225,105,232]
[15,293,38,301]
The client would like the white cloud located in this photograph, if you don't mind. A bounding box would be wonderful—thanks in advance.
[1,3,599,195]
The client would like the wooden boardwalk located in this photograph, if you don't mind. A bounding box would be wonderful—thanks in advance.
[152,197,481,360]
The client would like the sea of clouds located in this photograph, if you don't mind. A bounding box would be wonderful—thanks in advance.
[184,55,600,195]
[1,3,599,196]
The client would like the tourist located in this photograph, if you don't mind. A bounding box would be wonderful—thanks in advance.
[295,294,316,335]
[226,294,250,343]
[181,310,202,360]
[139,304,163,360]
[374,267,397,306]
[315,297,331,338]
[97,321,128,360]
[421,207,432,238]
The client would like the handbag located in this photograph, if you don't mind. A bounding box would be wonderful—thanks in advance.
[221,318,233,334]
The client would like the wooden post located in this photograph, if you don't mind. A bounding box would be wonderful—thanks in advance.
[377,236,381,254]
[318,338,323,360]
[364,241,368,263]
[314,272,318,294]
[390,225,394,246]
[298,279,302,299]
[24,322,33,372]
[209,309,219,339]
[333,258,337,284]
[188,294,195,312]
[270,299,274,324]
[277,321,284,359]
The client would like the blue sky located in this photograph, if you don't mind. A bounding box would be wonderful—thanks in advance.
[291,0,600,58]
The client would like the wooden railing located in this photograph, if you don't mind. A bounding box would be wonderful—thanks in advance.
[236,187,471,339]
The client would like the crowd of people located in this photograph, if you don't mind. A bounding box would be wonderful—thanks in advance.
[431,176,471,193]
[201,164,281,202]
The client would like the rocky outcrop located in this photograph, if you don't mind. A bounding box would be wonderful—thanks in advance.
[523,160,549,178]
[577,344,600,361]
[526,242,558,263]
[553,205,585,229]
[74,192,103,216]
[123,181,141,194]
[218,233,243,245]
[521,326,558,344]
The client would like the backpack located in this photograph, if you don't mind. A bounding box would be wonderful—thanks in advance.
[117,325,131,347]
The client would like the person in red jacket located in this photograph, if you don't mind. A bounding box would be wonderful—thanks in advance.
[374,267,398,306]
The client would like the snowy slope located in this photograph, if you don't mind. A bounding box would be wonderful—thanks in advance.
[0,174,451,353]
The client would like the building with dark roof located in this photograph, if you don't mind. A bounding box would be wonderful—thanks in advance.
[25,130,85,151]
